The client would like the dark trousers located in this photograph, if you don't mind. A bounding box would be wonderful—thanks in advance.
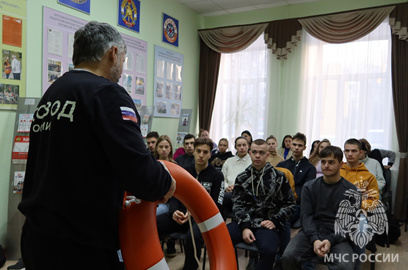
[157,212,203,270]
[21,221,123,270]
[282,230,355,270]
[227,221,279,270]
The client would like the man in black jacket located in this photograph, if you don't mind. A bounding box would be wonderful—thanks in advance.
[277,132,316,224]
[18,21,175,270]
[282,146,357,269]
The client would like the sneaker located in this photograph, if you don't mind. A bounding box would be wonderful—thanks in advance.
[7,258,25,270]
[165,246,177,258]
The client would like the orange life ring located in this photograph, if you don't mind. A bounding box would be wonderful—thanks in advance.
[119,160,237,270]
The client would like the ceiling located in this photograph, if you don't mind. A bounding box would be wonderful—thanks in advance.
[175,0,321,17]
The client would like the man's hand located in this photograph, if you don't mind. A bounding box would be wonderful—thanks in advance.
[260,220,275,230]
[225,185,234,192]
[313,239,331,257]
[158,161,176,203]
[172,210,189,225]
[242,228,256,244]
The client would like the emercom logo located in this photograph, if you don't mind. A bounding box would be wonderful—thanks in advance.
[334,188,388,248]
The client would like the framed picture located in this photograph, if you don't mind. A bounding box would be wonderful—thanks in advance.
[162,13,178,47]
[58,0,91,14]
[118,0,140,33]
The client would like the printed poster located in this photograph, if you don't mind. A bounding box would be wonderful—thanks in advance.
[120,33,148,107]
[42,7,87,94]
[13,171,25,193]
[17,113,33,132]
[12,135,29,164]
[0,0,27,110]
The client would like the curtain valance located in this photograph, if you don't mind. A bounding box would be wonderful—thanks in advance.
[198,23,268,53]
[264,19,302,59]
[298,6,395,44]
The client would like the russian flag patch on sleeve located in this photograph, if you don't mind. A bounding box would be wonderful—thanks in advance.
[120,107,138,123]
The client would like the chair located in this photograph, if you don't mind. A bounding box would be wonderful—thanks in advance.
[234,242,259,269]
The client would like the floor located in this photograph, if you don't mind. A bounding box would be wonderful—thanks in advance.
[1,225,407,270]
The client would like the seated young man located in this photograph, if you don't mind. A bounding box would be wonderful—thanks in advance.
[174,134,195,167]
[282,146,358,270]
[227,139,295,270]
[157,138,224,270]
[277,132,316,227]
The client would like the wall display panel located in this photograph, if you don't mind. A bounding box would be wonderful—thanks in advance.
[153,45,183,118]
[0,0,27,110]
[42,7,147,107]
[120,33,148,110]
[42,7,87,94]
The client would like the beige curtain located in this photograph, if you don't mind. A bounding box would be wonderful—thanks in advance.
[299,6,395,43]
[198,23,268,53]
[264,19,302,59]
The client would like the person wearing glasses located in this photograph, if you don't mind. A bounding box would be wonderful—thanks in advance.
[227,139,296,270]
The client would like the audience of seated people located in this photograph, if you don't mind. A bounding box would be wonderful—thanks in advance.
[156,138,224,270]
[209,138,233,171]
[155,129,392,270]
[278,135,293,160]
[309,139,331,178]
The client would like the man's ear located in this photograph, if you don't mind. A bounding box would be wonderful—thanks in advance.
[108,46,118,62]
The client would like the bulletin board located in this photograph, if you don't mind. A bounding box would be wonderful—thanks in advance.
[0,0,27,110]
[153,45,183,118]
[42,7,148,109]
[42,6,87,94]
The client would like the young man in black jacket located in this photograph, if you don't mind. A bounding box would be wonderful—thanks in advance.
[157,138,224,270]
[282,146,358,269]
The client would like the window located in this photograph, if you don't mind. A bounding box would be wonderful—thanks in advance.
[299,19,394,151]
[210,36,268,149]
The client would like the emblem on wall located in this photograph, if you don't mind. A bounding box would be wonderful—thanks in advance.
[118,0,140,32]
[162,13,179,47]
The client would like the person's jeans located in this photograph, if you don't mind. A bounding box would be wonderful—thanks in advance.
[227,221,279,270]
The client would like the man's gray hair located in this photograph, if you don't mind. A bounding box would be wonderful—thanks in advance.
[73,21,126,66]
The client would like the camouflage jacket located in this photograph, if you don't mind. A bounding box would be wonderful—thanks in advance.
[232,163,296,231]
